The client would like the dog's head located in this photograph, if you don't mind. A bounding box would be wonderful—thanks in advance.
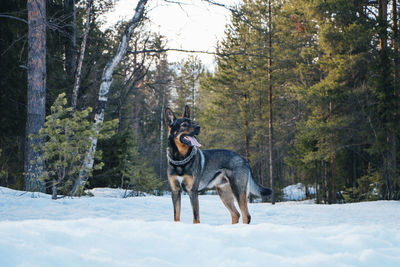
[165,105,201,156]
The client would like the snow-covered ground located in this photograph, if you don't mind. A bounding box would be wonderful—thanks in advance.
[0,187,399,267]
[282,183,316,201]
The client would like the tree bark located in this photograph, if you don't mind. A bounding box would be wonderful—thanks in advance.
[244,118,250,162]
[315,161,320,204]
[160,92,165,181]
[71,0,93,111]
[330,101,337,204]
[71,0,148,196]
[25,0,46,192]
[391,0,399,199]
[393,0,399,91]
[64,0,77,81]
[379,0,388,50]
[267,0,275,204]
[323,160,328,203]
[378,0,394,199]
[159,54,166,182]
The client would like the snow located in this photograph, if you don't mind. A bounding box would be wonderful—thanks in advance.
[282,183,316,201]
[0,186,399,267]
[86,187,148,198]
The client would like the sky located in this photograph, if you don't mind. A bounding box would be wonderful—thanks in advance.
[103,0,240,68]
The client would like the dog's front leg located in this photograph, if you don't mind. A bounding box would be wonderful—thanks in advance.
[188,190,200,224]
[171,189,181,222]
[169,176,181,222]
[182,175,200,224]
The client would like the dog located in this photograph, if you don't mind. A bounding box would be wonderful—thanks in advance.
[165,105,272,224]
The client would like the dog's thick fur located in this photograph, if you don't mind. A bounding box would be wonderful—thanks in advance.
[165,106,272,224]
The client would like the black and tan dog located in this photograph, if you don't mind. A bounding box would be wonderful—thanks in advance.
[165,105,272,224]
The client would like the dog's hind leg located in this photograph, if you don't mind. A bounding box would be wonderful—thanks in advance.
[228,169,251,224]
[216,182,240,224]
[238,193,251,224]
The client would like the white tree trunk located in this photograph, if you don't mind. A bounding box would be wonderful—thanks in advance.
[71,0,93,111]
[71,0,148,196]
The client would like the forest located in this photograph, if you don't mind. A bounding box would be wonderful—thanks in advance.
[0,0,399,203]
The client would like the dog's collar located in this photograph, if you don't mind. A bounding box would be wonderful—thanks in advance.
[167,146,198,166]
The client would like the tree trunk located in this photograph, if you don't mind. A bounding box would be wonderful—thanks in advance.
[133,95,141,136]
[64,0,77,82]
[393,0,399,91]
[244,118,250,162]
[315,161,320,204]
[71,0,148,196]
[71,0,93,111]
[323,160,328,203]
[379,0,388,50]
[25,0,46,192]
[379,0,394,199]
[52,180,57,200]
[330,101,337,204]
[267,0,275,204]
[258,88,265,186]
[391,0,399,199]
[160,96,165,181]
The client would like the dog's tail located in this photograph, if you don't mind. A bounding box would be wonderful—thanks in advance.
[247,172,272,202]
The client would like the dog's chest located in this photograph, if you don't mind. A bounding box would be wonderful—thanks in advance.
[172,166,185,176]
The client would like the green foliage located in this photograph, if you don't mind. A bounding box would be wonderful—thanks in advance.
[199,0,298,192]
[111,128,162,196]
[31,93,118,197]
[2,0,400,202]
[342,165,382,202]
[0,0,28,189]
[285,0,382,202]
[174,56,204,119]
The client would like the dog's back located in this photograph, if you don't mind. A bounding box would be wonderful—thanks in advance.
[199,148,271,200]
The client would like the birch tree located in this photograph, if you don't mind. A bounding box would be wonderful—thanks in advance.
[71,0,148,195]
[71,0,94,111]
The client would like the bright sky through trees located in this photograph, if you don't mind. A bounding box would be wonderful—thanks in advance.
[103,0,240,67]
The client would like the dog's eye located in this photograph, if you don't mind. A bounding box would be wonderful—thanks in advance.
[181,122,189,127]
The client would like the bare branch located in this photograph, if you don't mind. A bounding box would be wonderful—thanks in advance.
[71,0,94,111]
[0,14,27,24]
[127,48,270,58]
[202,0,266,33]
[1,33,27,56]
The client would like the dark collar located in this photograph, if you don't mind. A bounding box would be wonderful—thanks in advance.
[167,146,198,166]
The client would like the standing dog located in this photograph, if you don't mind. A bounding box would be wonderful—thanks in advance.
[165,105,272,224]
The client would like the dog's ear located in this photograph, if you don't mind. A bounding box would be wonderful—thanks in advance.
[165,108,176,126]
[183,105,190,118]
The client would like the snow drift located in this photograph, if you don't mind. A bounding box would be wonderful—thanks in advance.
[0,186,399,267]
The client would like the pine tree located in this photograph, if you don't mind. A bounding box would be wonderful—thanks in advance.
[32,93,117,198]
[286,0,377,203]
[175,56,204,120]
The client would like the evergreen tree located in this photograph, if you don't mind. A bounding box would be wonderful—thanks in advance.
[0,0,28,189]
[174,56,204,120]
[32,93,117,198]
[199,0,296,196]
